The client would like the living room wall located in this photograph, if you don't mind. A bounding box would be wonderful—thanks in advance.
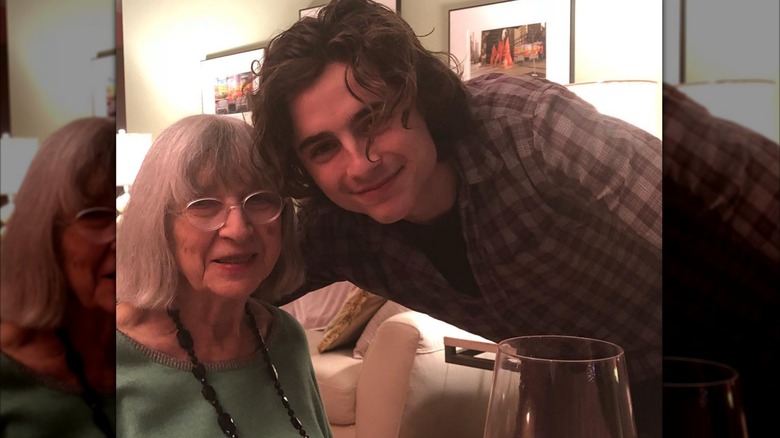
[123,0,662,137]
[5,0,114,140]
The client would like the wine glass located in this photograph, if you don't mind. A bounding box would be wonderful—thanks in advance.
[483,335,636,438]
[663,356,748,437]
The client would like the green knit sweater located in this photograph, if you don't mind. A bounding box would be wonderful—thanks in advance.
[0,352,116,437]
[116,302,332,438]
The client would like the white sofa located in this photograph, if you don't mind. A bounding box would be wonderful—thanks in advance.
[305,310,495,438]
[284,283,495,438]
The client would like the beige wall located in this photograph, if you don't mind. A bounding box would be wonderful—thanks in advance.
[685,0,778,83]
[686,0,779,140]
[6,0,114,140]
[663,0,779,141]
[123,0,314,136]
[123,0,662,137]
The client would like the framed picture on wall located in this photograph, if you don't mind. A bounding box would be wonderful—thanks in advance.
[199,48,264,123]
[299,4,324,19]
[449,0,573,84]
[299,0,400,19]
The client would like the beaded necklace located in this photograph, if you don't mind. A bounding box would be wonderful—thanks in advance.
[167,305,310,437]
[55,328,115,437]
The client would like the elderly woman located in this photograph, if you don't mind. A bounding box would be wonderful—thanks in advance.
[115,114,332,438]
[0,117,117,437]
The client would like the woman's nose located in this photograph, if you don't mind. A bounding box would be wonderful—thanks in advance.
[219,205,252,240]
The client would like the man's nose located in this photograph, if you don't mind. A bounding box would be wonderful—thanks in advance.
[343,135,381,179]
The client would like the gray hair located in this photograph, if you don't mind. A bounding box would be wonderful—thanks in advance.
[0,117,116,328]
[116,114,304,309]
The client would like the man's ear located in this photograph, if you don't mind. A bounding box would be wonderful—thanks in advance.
[400,108,411,129]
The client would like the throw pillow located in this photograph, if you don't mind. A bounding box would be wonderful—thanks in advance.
[280,281,355,330]
[352,300,411,359]
[317,287,387,353]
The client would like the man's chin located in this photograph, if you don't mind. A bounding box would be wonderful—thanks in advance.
[337,196,409,224]
[362,206,407,225]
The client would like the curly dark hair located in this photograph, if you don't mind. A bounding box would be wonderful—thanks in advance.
[249,0,471,200]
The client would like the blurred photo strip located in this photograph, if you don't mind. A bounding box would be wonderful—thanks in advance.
[1,0,117,436]
[663,0,779,436]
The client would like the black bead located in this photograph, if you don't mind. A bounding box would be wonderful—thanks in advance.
[202,384,216,402]
[92,412,114,437]
[291,417,303,430]
[192,363,206,380]
[281,396,291,409]
[176,330,194,349]
[218,412,237,435]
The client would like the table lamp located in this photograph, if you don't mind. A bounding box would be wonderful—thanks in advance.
[1,134,40,224]
[116,130,153,213]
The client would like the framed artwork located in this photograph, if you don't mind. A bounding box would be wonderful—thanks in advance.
[299,4,324,19]
[200,48,264,122]
[299,0,400,19]
[449,0,573,84]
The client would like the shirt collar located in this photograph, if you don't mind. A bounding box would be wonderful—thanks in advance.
[451,116,509,186]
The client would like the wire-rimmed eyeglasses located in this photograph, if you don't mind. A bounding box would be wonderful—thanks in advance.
[69,207,117,244]
[183,190,284,232]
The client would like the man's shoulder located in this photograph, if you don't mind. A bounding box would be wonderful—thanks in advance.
[464,73,560,119]
[464,73,558,97]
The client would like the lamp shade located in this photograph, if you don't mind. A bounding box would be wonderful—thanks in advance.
[1,135,39,194]
[116,131,152,187]
[564,80,662,139]
[675,79,779,144]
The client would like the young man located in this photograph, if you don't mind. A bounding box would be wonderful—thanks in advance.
[250,0,661,435]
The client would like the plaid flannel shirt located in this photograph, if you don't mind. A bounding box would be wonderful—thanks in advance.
[293,73,662,388]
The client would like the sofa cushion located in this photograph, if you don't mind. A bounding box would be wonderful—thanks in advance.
[318,287,386,353]
[306,329,362,426]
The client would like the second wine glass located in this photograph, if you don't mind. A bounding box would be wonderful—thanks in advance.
[483,335,636,438]
[663,356,748,438]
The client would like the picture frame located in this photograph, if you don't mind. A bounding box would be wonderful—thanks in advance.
[299,4,324,19]
[449,0,573,84]
[199,48,264,122]
[299,0,400,19]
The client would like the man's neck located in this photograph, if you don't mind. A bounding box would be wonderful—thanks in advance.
[404,161,458,225]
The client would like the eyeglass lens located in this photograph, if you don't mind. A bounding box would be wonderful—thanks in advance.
[185,192,282,230]
[74,207,116,244]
